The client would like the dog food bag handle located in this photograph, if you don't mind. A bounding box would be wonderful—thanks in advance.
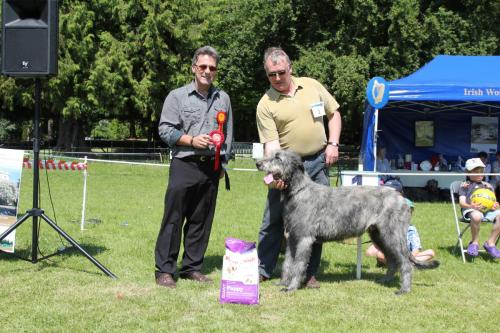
[225,237,256,253]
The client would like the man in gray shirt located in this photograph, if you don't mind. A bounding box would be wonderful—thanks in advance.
[155,46,233,288]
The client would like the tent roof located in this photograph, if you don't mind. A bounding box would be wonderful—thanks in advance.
[383,55,500,114]
[388,55,500,102]
[361,55,500,171]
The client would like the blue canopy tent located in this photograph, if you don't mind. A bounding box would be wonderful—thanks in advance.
[361,55,500,171]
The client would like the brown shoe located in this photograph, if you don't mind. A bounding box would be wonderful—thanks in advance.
[156,273,176,288]
[305,276,320,289]
[179,271,213,283]
[259,275,270,282]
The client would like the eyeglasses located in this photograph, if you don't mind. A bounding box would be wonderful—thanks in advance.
[195,64,217,72]
[267,70,287,79]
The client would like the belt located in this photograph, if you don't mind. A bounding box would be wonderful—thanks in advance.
[301,148,325,161]
[182,155,216,162]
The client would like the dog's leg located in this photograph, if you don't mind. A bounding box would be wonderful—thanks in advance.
[368,226,395,282]
[369,225,401,284]
[280,238,295,286]
[284,236,315,292]
[396,259,412,295]
[393,230,413,295]
[373,225,413,295]
[380,254,398,283]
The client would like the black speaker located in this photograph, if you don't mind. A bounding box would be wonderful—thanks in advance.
[1,0,58,77]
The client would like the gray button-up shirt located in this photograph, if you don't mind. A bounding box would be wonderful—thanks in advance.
[158,81,233,161]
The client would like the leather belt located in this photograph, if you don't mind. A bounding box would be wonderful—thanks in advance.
[182,155,216,162]
[301,148,325,161]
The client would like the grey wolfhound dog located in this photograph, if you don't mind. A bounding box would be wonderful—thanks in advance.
[256,149,439,294]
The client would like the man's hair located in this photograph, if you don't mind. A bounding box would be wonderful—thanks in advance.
[263,47,291,69]
[192,46,219,66]
[478,151,488,159]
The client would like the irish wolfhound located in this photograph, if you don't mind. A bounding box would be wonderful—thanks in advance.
[256,149,439,294]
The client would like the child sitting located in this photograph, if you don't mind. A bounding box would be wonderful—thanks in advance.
[366,180,435,265]
[458,158,500,258]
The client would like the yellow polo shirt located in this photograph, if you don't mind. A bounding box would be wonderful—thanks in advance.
[256,77,340,156]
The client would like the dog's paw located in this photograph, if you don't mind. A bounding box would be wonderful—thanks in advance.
[280,286,298,293]
[274,280,287,287]
[394,289,409,296]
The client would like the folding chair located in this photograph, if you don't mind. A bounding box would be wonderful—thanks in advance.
[450,180,469,262]
[449,180,498,262]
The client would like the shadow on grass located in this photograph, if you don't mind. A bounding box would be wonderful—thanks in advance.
[201,254,224,274]
[0,243,116,278]
[0,242,110,259]
[318,262,400,290]
[255,257,401,290]
[437,244,498,263]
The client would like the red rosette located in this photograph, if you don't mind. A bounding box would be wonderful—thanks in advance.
[210,129,224,147]
[216,111,226,126]
[210,129,225,171]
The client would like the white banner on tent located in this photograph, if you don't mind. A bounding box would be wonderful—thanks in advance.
[470,116,498,154]
[0,148,24,253]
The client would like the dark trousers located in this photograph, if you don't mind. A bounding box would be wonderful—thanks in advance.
[155,157,220,278]
[258,150,330,279]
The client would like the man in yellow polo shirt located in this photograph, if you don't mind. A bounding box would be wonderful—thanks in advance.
[256,47,342,288]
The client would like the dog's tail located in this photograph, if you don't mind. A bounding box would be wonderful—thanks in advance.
[409,255,440,269]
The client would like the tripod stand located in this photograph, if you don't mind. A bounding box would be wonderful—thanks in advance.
[0,78,116,279]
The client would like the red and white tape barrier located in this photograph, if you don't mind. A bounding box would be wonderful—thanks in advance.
[23,159,87,171]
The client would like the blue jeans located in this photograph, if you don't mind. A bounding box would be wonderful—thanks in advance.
[257,151,330,279]
[406,225,421,252]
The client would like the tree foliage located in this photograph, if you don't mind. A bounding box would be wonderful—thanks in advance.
[0,0,498,147]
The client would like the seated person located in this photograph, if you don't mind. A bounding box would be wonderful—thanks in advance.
[458,158,500,258]
[376,146,400,184]
[376,147,391,174]
[365,180,435,265]
[477,151,492,183]
[489,151,500,196]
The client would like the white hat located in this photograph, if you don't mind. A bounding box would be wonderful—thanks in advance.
[465,158,485,171]
[419,160,432,171]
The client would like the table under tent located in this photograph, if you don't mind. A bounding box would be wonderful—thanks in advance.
[360,55,500,197]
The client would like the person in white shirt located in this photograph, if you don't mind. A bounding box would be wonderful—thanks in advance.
[376,147,392,181]
[489,151,500,189]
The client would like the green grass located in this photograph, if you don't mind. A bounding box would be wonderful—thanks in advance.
[1,159,498,333]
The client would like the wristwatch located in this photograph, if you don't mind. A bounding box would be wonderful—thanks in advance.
[327,142,339,147]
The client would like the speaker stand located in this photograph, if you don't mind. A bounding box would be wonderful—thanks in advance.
[0,78,116,279]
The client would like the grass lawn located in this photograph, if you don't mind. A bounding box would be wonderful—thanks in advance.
[0,159,498,333]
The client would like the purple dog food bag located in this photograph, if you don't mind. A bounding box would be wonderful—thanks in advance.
[219,238,259,305]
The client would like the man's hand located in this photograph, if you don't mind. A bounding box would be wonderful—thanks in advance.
[267,179,287,190]
[325,144,339,167]
[192,134,212,149]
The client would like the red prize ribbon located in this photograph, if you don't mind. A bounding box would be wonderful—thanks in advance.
[210,111,227,170]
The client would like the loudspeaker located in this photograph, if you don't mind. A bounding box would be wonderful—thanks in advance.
[1,0,58,77]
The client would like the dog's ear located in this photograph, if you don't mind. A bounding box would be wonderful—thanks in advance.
[294,158,305,173]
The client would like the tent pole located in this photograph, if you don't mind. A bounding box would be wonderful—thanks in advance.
[373,108,379,172]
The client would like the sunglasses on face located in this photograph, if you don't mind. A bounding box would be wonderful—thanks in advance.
[195,64,217,72]
[267,70,287,79]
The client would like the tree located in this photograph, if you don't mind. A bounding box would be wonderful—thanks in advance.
[1,0,498,147]
[201,0,296,141]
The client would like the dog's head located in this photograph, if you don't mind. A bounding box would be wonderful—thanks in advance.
[256,149,304,184]
[425,179,439,193]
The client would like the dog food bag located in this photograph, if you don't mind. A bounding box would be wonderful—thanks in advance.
[220,237,259,305]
